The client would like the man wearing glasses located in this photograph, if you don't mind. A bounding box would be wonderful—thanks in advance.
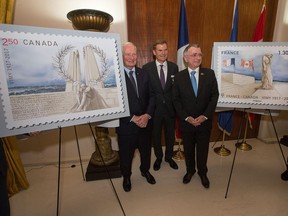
[172,44,219,189]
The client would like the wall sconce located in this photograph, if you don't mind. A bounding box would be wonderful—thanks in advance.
[67,9,113,32]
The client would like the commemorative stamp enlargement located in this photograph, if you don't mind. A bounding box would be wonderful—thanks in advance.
[213,42,288,111]
[0,24,129,135]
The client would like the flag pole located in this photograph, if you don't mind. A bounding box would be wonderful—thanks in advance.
[235,113,252,151]
[173,0,188,161]
[173,136,185,161]
[214,131,231,156]
[214,0,238,156]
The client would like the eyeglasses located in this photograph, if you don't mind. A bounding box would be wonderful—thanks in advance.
[187,53,203,57]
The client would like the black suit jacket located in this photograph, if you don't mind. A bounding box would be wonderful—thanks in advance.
[172,67,219,132]
[116,67,155,135]
[142,61,178,117]
[0,139,10,216]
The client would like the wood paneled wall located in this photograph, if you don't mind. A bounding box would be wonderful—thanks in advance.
[126,0,279,141]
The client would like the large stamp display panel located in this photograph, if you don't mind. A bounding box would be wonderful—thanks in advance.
[213,42,288,111]
[0,24,129,136]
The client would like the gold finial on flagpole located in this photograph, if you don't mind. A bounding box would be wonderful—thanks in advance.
[263,0,267,6]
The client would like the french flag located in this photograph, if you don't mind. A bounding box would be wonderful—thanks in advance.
[175,0,189,140]
[177,0,189,71]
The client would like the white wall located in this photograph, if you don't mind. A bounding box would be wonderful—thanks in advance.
[273,0,288,42]
[13,0,128,43]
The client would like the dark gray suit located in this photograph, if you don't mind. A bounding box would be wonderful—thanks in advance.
[142,61,178,160]
[173,67,219,175]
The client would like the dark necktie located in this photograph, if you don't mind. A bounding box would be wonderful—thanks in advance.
[129,70,137,95]
[160,65,165,89]
[191,71,197,96]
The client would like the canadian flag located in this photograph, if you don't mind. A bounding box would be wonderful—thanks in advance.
[247,2,267,129]
[241,59,254,68]
[252,3,266,42]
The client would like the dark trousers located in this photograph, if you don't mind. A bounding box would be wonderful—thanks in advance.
[0,142,10,216]
[182,128,210,175]
[118,129,152,178]
[152,115,175,160]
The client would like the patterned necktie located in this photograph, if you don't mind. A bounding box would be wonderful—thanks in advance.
[191,70,197,96]
[160,65,165,89]
[129,70,137,95]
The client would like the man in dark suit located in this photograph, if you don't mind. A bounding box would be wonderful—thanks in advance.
[0,138,10,216]
[142,39,179,171]
[173,44,219,189]
[116,42,156,192]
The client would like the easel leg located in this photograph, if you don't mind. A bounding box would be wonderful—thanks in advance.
[224,109,246,198]
[225,109,288,197]
[74,126,85,181]
[225,145,238,199]
[56,127,62,216]
[87,123,126,216]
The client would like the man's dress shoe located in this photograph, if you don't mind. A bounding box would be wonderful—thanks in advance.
[165,158,178,170]
[183,172,194,184]
[153,159,162,171]
[281,169,288,181]
[123,177,131,192]
[141,171,156,184]
[199,175,210,188]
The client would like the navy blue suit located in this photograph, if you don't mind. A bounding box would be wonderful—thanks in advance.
[116,67,155,177]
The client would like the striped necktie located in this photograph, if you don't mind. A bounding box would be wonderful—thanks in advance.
[160,65,165,89]
[129,70,138,95]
